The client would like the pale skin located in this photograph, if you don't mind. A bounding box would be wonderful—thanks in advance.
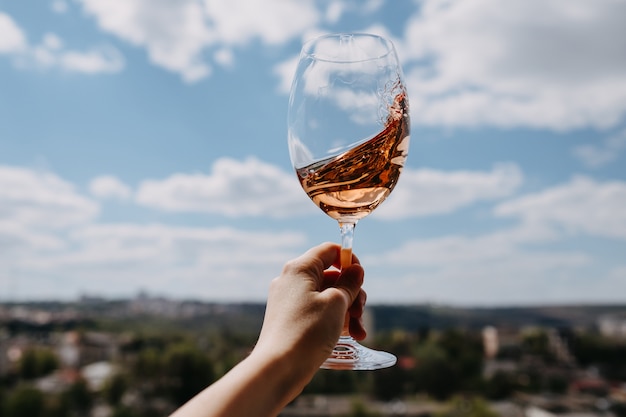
[170,242,367,417]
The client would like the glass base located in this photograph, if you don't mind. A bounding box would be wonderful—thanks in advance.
[320,336,397,370]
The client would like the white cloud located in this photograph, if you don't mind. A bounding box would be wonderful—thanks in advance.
[323,0,384,24]
[61,223,303,268]
[0,165,98,273]
[274,55,299,94]
[362,216,599,304]
[402,0,626,131]
[608,265,626,284]
[325,2,345,24]
[0,16,125,75]
[77,0,321,82]
[0,163,623,303]
[572,128,626,168]
[89,175,132,200]
[0,164,311,300]
[81,0,212,82]
[0,12,27,53]
[202,0,320,46]
[363,174,626,304]
[57,45,124,74]
[213,47,234,67]
[51,0,69,14]
[42,33,63,50]
[365,243,596,305]
[362,215,612,305]
[135,159,525,220]
[0,165,99,229]
[135,159,526,221]
[374,163,523,219]
[0,222,65,253]
[495,176,626,239]
[0,163,310,300]
[136,157,313,217]
[13,223,307,300]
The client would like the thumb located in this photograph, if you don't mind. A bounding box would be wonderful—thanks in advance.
[333,264,364,305]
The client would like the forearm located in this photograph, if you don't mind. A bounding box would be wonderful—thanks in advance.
[169,348,314,417]
[169,243,363,417]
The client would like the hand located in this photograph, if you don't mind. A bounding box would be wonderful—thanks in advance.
[254,242,367,377]
[169,242,367,417]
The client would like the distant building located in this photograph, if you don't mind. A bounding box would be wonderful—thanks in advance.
[598,313,626,339]
[82,361,116,391]
[58,331,80,368]
[482,326,499,358]
[481,325,520,359]
[57,330,118,369]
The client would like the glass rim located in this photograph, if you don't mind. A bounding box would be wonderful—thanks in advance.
[300,32,396,63]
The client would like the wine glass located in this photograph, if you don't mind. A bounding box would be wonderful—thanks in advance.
[287,33,410,370]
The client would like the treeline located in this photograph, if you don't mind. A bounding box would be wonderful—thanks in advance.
[1,312,626,417]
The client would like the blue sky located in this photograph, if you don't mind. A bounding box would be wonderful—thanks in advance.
[1,0,625,305]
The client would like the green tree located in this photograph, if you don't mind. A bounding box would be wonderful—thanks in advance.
[304,369,359,395]
[63,379,93,416]
[410,329,486,399]
[369,330,421,400]
[521,329,555,363]
[111,405,140,417]
[104,373,128,406]
[133,347,163,380]
[343,399,381,417]
[44,394,71,417]
[483,371,518,400]
[18,348,59,380]
[570,333,626,380]
[164,343,215,406]
[412,341,459,400]
[371,364,411,401]
[435,396,497,417]
[438,329,484,390]
[18,350,38,380]
[3,385,45,417]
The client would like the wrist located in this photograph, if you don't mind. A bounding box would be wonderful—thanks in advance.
[247,343,318,405]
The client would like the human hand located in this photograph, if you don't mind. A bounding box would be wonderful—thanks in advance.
[254,242,366,378]
[169,243,367,417]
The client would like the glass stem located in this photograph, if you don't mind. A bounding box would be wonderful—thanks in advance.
[339,222,355,269]
[339,221,356,337]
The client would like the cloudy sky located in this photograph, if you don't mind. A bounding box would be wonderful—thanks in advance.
[1,0,625,306]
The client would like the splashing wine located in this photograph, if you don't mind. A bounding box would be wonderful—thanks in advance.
[296,92,409,222]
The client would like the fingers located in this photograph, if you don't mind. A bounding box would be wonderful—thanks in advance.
[349,315,367,341]
[324,265,367,341]
[333,263,364,307]
[282,242,340,281]
[321,270,341,290]
[282,243,366,318]
[286,242,361,273]
[282,242,362,290]
[302,242,342,270]
[349,289,367,340]
[349,289,366,319]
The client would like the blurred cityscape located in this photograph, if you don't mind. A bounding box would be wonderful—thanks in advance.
[0,294,625,417]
